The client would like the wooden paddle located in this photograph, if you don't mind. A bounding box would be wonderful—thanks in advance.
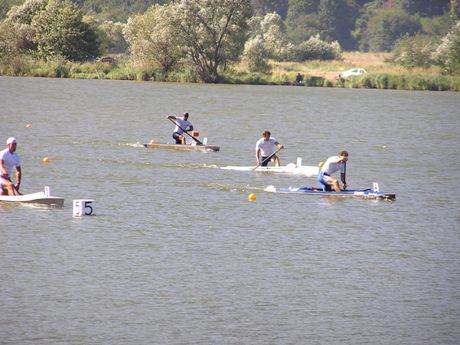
[253,146,283,170]
[168,117,203,145]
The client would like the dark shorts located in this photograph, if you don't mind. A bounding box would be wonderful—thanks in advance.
[172,132,182,144]
[261,155,274,166]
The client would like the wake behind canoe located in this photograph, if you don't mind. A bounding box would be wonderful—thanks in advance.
[143,142,220,152]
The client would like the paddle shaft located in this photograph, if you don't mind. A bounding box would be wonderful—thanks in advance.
[341,162,347,190]
[168,117,203,145]
[253,146,283,170]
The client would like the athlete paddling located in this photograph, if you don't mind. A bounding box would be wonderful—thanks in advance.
[167,112,194,145]
[0,137,22,196]
[255,130,284,167]
[318,150,348,192]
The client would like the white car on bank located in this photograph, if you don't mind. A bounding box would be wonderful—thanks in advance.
[341,68,367,78]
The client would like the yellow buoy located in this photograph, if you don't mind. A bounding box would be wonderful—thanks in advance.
[42,157,50,163]
[248,193,256,201]
[26,123,31,128]
[318,161,324,168]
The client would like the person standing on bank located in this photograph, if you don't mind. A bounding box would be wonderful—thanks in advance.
[255,130,284,167]
[0,137,22,196]
[167,112,194,145]
[318,150,349,192]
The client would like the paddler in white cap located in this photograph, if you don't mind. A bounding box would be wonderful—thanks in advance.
[0,137,22,195]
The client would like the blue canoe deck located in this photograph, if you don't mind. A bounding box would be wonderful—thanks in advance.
[277,187,396,201]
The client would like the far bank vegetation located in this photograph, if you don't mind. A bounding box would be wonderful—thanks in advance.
[1,0,459,91]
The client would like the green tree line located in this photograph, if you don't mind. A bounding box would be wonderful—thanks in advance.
[0,0,459,83]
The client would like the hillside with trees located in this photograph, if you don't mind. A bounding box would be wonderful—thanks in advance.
[0,0,459,90]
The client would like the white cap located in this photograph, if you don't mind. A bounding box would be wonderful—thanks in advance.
[6,137,17,145]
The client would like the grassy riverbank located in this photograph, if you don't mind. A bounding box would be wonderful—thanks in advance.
[2,52,459,91]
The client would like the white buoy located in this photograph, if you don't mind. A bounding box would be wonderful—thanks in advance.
[73,199,95,217]
[296,157,302,167]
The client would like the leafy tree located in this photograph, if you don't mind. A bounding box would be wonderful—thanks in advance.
[316,0,357,50]
[241,35,271,72]
[0,0,23,19]
[246,12,290,59]
[392,34,437,68]
[285,0,318,43]
[0,21,20,63]
[285,0,357,49]
[451,0,460,21]
[170,0,253,82]
[242,12,292,71]
[96,19,127,54]
[362,8,421,51]
[251,0,289,19]
[432,20,460,74]
[31,0,100,61]
[123,4,181,72]
[396,0,450,17]
[420,14,452,37]
[2,0,49,57]
[6,0,48,24]
[76,0,166,22]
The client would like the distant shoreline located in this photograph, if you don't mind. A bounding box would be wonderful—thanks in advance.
[1,52,459,92]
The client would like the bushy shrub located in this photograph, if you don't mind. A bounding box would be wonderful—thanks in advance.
[241,36,271,73]
[432,21,460,75]
[393,35,437,68]
[287,35,342,61]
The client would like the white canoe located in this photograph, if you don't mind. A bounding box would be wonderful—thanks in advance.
[221,160,319,177]
[143,142,220,152]
[0,186,64,208]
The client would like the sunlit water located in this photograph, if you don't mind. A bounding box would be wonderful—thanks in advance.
[1,77,459,345]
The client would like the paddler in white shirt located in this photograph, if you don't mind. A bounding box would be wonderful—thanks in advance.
[0,137,22,196]
[318,150,348,192]
[255,130,284,167]
[167,112,194,145]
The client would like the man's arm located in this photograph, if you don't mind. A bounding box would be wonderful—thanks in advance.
[0,159,8,177]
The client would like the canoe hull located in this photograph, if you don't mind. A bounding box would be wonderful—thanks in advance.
[221,163,319,177]
[0,191,64,207]
[144,143,220,152]
[277,187,396,201]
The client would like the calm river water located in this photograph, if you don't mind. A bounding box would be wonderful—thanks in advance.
[1,76,459,345]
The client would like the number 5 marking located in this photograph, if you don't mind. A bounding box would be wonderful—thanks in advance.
[84,201,93,215]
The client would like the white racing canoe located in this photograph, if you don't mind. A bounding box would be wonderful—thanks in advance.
[0,186,64,208]
[221,158,319,177]
[143,141,220,152]
[273,182,396,201]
